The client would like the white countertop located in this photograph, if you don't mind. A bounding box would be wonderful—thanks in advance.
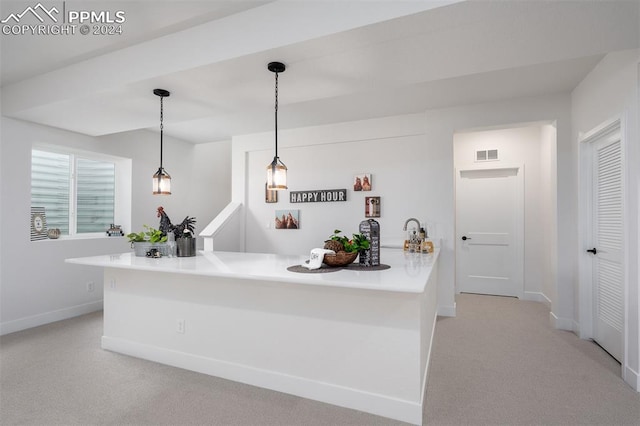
[66,248,439,294]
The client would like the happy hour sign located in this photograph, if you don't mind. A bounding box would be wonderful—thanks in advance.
[290,189,347,203]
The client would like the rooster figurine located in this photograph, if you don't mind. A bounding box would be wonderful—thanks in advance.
[157,206,196,239]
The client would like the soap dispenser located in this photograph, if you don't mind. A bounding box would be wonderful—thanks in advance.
[421,226,434,254]
[408,229,420,253]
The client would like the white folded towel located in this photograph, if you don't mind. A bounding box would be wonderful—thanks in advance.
[301,248,335,270]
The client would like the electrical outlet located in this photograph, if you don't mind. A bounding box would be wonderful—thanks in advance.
[176,319,185,334]
[109,279,116,289]
[86,281,95,292]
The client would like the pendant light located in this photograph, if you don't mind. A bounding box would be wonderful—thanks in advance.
[152,88,171,195]
[266,61,287,190]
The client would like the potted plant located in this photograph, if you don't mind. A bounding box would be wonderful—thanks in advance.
[127,225,169,257]
[322,229,370,266]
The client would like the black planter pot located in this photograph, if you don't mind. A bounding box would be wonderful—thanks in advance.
[176,237,196,257]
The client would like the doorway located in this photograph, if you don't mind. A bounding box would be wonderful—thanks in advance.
[579,119,625,363]
[454,124,555,302]
[455,166,524,298]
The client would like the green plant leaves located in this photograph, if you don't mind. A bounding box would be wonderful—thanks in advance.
[126,231,146,243]
[327,230,369,253]
[126,225,167,243]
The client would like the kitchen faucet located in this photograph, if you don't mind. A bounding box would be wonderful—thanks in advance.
[403,218,421,232]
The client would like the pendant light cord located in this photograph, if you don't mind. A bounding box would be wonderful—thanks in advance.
[160,95,164,170]
[274,71,279,159]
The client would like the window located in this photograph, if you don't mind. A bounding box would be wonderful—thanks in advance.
[31,148,118,236]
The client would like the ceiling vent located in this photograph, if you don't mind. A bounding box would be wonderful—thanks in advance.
[476,149,499,162]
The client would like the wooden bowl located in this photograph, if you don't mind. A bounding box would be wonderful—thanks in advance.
[323,251,358,267]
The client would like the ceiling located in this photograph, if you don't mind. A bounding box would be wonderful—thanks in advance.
[1,0,638,143]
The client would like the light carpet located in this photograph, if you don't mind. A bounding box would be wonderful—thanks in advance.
[1,293,638,425]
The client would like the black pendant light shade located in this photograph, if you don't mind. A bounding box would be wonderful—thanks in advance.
[152,88,171,195]
[266,61,287,190]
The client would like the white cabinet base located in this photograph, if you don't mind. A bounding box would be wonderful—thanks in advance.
[68,250,439,425]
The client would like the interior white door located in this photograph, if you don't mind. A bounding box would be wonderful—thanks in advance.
[590,132,624,362]
[456,167,523,298]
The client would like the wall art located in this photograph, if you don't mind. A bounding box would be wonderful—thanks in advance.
[353,173,372,191]
[290,189,347,203]
[30,206,48,241]
[275,209,299,229]
[365,196,381,218]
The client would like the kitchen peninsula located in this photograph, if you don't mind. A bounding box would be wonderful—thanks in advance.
[66,248,440,425]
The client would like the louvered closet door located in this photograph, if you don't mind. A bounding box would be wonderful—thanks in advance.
[592,133,623,362]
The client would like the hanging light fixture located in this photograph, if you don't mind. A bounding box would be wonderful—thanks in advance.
[266,61,287,190]
[152,88,171,195]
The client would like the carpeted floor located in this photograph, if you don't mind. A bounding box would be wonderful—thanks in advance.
[424,294,640,425]
[1,293,638,425]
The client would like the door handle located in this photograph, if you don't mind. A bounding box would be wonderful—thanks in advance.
[462,236,471,241]
[586,248,597,255]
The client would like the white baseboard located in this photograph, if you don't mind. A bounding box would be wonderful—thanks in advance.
[437,303,456,317]
[549,311,579,332]
[523,291,552,308]
[102,336,424,425]
[623,365,640,392]
[0,301,103,336]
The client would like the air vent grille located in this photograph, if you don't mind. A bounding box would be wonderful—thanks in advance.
[475,149,499,162]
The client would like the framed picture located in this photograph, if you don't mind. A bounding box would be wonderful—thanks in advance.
[275,209,299,229]
[353,173,372,191]
[30,207,48,241]
[265,183,278,203]
[365,196,381,217]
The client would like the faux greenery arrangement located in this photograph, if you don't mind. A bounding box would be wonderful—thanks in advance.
[325,229,370,253]
[126,225,168,244]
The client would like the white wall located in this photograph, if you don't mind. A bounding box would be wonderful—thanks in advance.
[0,117,231,334]
[230,93,572,318]
[541,124,558,307]
[246,133,433,254]
[453,124,556,305]
[96,132,233,250]
[572,49,640,390]
[190,142,232,249]
[95,129,197,234]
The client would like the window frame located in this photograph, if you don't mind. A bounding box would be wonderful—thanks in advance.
[31,144,132,240]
